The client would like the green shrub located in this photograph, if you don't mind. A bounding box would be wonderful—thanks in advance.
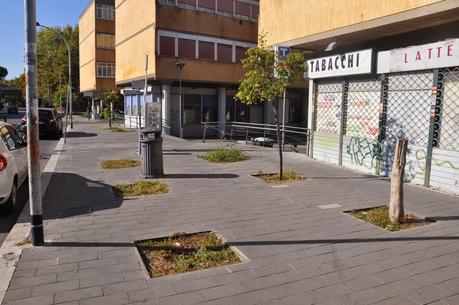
[200,148,249,163]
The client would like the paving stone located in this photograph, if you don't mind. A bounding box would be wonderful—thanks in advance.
[407,285,455,304]
[102,279,148,295]
[30,279,79,296]
[2,293,54,305]
[80,272,125,288]
[156,291,206,305]
[54,286,103,304]
[79,293,130,305]
[172,277,220,294]
[8,273,56,289]
[2,287,32,302]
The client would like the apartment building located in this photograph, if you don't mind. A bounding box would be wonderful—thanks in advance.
[259,0,459,194]
[79,0,116,97]
[116,0,268,137]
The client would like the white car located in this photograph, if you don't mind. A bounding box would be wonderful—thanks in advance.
[0,122,28,213]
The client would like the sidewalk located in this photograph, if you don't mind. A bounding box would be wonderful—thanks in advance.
[2,117,459,305]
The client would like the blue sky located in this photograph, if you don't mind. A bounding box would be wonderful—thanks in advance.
[0,0,88,79]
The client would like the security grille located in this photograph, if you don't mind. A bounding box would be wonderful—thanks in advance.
[385,71,433,146]
[438,67,459,150]
[346,79,381,139]
[315,82,343,134]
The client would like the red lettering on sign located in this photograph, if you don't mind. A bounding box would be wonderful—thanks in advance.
[428,48,433,59]
[415,51,421,61]
[437,46,442,58]
[447,44,453,56]
[404,53,408,63]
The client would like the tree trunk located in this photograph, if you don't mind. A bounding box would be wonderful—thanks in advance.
[389,138,408,224]
[271,101,283,180]
[108,101,112,129]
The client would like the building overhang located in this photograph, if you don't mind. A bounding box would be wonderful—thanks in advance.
[281,0,459,53]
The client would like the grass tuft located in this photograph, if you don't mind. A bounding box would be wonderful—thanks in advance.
[113,180,169,197]
[15,237,31,246]
[199,148,249,163]
[346,206,435,232]
[101,159,140,169]
[253,169,305,184]
[136,231,241,278]
[103,127,132,132]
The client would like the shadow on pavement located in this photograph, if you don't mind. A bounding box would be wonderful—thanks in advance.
[65,131,98,138]
[44,235,459,248]
[42,172,122,220]
[163,173,239,179]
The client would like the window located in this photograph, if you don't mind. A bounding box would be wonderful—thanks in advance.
[159,36,175,56]
[199,41,214,60]
[96,4,115,20]
[96,62,115,78]
[235,46,247,63]
[235,1,250,18]
[202,95,218,122]
[217,44,232,63]
[198,0,215,10]
[0,126,24,151]
[184,94,201,125]
[217,0,233,14]
[178,38,196,58]
[96,34,115,49]
[226,96,235,121]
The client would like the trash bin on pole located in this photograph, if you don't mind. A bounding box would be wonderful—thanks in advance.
[140,127,164,178]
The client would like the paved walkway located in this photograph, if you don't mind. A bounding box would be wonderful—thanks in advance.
[2,118,459,305]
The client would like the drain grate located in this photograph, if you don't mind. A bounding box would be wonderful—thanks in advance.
[56,207,93,218]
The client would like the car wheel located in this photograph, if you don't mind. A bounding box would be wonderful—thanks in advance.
[5,180,18,213]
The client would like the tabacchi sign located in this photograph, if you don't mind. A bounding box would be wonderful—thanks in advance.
[307,49,373,79]
[377,39,459,73]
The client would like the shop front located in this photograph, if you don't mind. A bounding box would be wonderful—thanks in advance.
[309,40,459,195]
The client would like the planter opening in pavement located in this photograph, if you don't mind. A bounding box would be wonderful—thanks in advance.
[135,231,245,278]
[252,169,305,184]
[199,148,249,163]
[344,206,435,232]
[112,180,169,198]
[101,159,140,169]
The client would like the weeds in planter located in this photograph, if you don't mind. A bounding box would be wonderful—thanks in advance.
[113,181,169,197]
[103,127,133,132]
[199,148,249,163]
[15,237,31,246]
[101,159,140,169]
[253,169,305,184]
[135,231,241,278]
[346,206,435,232]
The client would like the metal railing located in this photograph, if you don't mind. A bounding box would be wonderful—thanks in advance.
[202,121,312,154]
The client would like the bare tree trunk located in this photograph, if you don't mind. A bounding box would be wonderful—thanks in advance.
[271,101,283,180]
[109,101,112,129]
[389,138,408,223]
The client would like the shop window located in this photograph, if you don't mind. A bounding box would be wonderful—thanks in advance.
[226,96,235,121]
[217,0,233,13]
[217,44,233,63]
[202,95,218,122]
[288,98,303,123]
[184,94,201,125]
[178,38,196,58]
[235,46,247,63]
[199,41,214,60]
[235,1,250,17]
[251,4,259,19]
[198,0,215,10]
[235,102,249,122]
[160,36,175,56]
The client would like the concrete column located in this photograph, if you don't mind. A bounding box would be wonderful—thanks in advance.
[218,87,226,137]
[307,79,314,130]
[91,98,95,120]
[162,84,171,134]
[264,101,272,125]
[99,100,103,119]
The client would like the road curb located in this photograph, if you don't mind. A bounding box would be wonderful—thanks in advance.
[0,136,65,304]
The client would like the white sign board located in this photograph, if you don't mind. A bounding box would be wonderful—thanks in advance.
[377,39,459,73]
[307,49,373,79]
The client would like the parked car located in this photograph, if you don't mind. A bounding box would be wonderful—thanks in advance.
[0,122,27,213]
[21,108,63,139]
[7,105,19,114]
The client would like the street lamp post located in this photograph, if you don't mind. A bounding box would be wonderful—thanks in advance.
[36,22,73,130]
[176,63,185,138]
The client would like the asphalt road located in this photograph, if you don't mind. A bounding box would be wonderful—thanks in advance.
[0,111,59,246]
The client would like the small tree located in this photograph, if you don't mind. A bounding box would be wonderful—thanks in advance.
[97,90,122,128]
[389,138,408,224]
[236,34,307,179]
[0,66,8,80]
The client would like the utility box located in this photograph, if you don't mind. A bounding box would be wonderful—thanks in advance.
[140,127,164,178]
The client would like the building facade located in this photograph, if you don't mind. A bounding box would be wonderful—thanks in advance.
[259,0,459,195]
[79,0,116,97]
[116,0,308,138]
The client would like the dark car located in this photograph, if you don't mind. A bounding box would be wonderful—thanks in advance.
[7,105,18,114]
[21,108,63,139]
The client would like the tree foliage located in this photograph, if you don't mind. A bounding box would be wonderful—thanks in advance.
[36,25,80,108]
[236,34,307,179]
[0,66,8,80]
